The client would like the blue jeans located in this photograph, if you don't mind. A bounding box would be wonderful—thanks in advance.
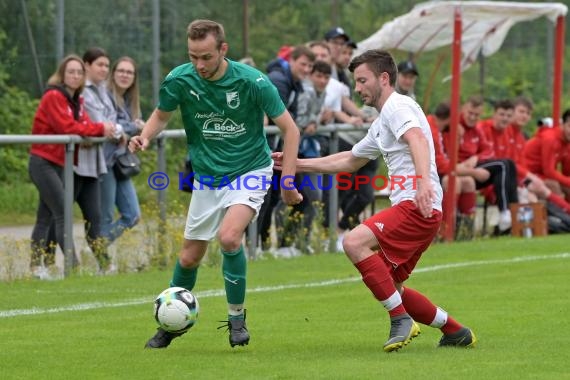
[100,169,141,244]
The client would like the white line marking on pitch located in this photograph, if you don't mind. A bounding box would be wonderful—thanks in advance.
[1,253,568,318]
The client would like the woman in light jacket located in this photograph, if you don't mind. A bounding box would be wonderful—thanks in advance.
[101,56,143,244]
[81,47,117,271]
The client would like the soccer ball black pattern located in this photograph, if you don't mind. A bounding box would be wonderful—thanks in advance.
[153,287,199,332]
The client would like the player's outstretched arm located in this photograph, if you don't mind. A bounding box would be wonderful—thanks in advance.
[272,111,303,205]
[129,109,172,153]
[271,150,368,175]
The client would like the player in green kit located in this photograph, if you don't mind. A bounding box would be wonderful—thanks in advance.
[130,19,303,349]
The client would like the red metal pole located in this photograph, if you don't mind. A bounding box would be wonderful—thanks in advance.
[552,15,565,128]
[443,6,462,242]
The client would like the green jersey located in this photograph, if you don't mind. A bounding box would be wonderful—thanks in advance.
[158,59,286,186]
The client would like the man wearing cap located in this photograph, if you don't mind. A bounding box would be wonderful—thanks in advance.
[324,27,353,91]
[396,60,419,100]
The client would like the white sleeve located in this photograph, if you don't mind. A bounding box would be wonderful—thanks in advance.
[389,105,421,140]
[352,125,380,160]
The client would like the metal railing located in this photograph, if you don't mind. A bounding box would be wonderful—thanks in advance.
[0,123,370,276]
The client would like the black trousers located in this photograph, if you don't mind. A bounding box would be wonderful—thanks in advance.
[29,155,108,267]
[476,158,518,211]
[29,155,67,266]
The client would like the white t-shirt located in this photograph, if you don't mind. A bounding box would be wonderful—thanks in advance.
[352,92,442,210]
[323,77,348,113]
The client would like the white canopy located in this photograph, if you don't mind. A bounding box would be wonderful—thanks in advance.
[356,1,568,71]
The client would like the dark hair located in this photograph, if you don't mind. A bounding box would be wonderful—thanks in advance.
[348,49,397,87]
[562,109,570,123]
[187,19,226,49]
[493,99,514,111]
[512,96,534,111]
[82,47,109,64]
[290,45,315,62]
[312,60,332,75]
[434,101,451,120]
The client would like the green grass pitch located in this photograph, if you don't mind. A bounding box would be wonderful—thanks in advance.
[0,235,569,380]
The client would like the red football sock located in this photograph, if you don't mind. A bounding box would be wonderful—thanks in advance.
[401,287,462,334]
[354,255,406,317]
[547,192,570,214]
[458,192,477,215]
[441,316,463,335]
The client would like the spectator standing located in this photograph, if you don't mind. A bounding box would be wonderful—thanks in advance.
[324,27,352,91]
[309,40,376,251]
[262,45,315,256]
[294,60,332,250]
[102,56,143,244]
[29,55,115,279]
[396,60,419,100]
[81,47,116,271]
[337,39,358,94]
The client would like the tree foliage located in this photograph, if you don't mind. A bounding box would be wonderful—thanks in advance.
[0,27,39,183]
[1,0,570,183]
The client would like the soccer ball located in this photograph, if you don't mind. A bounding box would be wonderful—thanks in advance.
[153,287,199,332]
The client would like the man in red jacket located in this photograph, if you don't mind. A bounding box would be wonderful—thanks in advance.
[480,98,570,214]
[523,109,570,201]
[444,95,518,232]
[428,102,488,239]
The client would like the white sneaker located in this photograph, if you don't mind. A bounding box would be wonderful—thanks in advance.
[273,246,302,258]
[336,233,345,252]
[31,265,49,280]
[32,265,62,281]
[98,263,118,276]
[105,263,118,275]
[273,247,293,258]
[287,247,302,257]
[498,210,512,231]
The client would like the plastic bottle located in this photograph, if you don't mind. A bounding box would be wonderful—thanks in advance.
[521,206,533,238]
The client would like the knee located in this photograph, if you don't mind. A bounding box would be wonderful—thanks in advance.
[461,176,476,192]
[179,248,201,268]
[341,232,361,256]
[218,228,242,251]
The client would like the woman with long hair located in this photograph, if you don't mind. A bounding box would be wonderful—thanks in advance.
[101,56,143,244]
[29,54,115,278]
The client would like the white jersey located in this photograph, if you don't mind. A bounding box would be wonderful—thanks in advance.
[352,92,442,210]
[323,77,348,113]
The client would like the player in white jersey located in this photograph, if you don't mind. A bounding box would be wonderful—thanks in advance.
[273,49,476,352]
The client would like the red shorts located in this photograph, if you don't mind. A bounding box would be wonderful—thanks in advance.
[363,200,442,283]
